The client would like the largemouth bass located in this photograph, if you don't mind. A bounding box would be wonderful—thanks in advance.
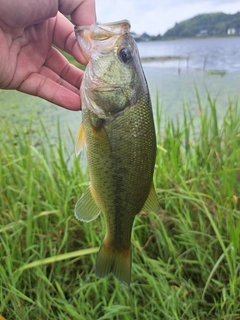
[74,20,159,286]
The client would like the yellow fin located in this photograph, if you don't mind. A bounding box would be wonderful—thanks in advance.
[75,123,85,156]
[74,186,100,222]
[142,183,159,212]
[95,241,132,287]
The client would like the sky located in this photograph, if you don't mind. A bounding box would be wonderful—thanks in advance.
[95,0,239,35]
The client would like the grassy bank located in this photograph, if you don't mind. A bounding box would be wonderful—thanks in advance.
[0,95,240,319]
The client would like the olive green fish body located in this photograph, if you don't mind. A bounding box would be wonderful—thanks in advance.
[83,90,156,247]
[75,21,159,286]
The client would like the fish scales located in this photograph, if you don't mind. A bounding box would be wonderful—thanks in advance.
[84,92,156,248]
[74,20,159,286]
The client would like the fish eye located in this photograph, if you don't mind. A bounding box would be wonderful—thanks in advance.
[119,48,133,63]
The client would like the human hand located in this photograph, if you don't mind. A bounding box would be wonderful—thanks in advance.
[0,0,96,110]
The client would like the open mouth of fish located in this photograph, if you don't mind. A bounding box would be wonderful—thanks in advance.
[74,20,131,59]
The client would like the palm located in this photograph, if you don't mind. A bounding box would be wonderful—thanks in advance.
[0,20,54,90]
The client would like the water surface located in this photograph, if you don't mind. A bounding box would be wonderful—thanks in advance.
[138,37,240,72]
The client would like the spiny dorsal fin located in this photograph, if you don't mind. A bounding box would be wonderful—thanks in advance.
[74,186,100,222]
[142,183,159,212]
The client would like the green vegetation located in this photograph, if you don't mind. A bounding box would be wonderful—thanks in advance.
[207,69,227,77]
[0,93,240,319]
[164,12,240,38]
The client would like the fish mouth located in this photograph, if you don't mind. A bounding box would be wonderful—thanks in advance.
[74,20,131,59]
[74,20,130,39]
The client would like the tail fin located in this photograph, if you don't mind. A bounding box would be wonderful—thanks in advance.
[95,241,132,287]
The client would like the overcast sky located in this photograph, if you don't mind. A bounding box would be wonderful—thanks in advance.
[95,0,239,35]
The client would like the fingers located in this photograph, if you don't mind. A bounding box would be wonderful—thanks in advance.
[59,0,96,25]
[18,46,84,110]
[44,47,83,89]
[40,65,81,96]
[0,0,57,28]
[18,72,81,110]
[53,0,97,65]
[52,13,89,66]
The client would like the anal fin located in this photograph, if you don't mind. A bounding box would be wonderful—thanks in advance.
[74,186,100,222]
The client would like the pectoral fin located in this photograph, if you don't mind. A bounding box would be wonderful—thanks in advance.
[74,186,100,222]
[75,123,85,156]
[142,184,159,212]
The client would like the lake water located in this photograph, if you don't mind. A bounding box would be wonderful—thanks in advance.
[138,37,240,72]
[1,37,240,148]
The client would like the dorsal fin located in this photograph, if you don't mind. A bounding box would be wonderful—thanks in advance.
[142,184,159,212]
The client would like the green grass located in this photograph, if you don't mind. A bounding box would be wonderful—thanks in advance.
[0,94,240,319]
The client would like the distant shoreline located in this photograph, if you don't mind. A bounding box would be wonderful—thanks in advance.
[136,35,240,43]
[141,56,187,62]
[134,12,240,42]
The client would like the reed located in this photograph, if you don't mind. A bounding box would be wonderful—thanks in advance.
[0,94,239,319]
